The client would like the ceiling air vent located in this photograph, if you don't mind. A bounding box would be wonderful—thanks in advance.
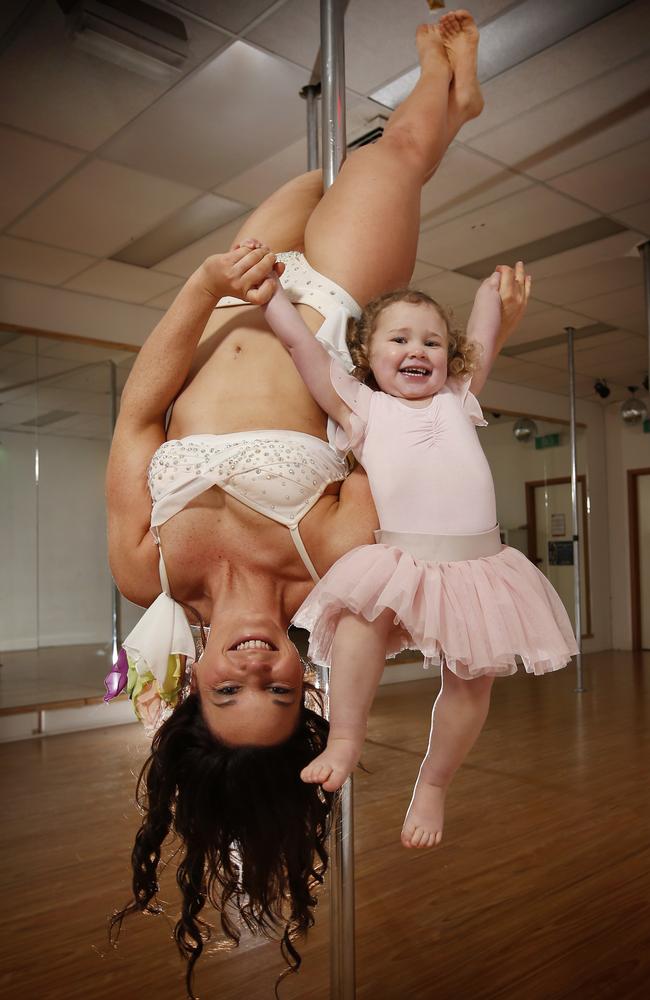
[57,0,189,81]
[347,115,388,152]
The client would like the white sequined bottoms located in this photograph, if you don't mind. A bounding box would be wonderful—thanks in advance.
[217,251,361,321]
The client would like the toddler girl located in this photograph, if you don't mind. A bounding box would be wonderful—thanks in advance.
[262,267,577,849]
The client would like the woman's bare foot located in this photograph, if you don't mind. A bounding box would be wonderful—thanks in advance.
[300,736,361,792]
[401,771,446,849]
[415,22,453,83]
[437,9,484,120]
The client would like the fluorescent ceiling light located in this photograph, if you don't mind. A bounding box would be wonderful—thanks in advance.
[111,193,248,268]
[371,0,633,108]
[61,0,188,82]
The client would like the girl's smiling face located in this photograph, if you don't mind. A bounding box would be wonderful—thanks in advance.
[368,301,449,401]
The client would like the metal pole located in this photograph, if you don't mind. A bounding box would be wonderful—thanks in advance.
[320,2,355,997]
[566,328,585,692]
[640,241,650,398]
[321,0,347,188]
[108,361,121,664]
[300,82,321,171]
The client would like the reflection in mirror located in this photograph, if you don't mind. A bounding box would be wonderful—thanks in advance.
[0,329,136,709]
[478,411,590,638]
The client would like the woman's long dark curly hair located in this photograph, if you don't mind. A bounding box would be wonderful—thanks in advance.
[110,688,333,998]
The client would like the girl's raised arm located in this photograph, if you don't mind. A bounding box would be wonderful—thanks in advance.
[466,262,531,395]
[263,285,352,427]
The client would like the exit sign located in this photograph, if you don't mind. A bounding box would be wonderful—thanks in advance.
[535,433,560,450]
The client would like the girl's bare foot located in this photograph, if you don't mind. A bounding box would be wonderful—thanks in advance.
[415,22,453,83]
[300,736,361,792]
[437,9,484,120]
[401,771,446,849]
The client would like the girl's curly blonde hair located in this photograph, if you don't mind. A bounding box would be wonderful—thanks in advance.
[346,288,480,388]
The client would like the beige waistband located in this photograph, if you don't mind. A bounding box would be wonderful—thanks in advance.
[374,526,502,562]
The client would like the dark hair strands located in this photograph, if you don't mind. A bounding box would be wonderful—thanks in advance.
[346,287,480,386]
[109,687,333,999]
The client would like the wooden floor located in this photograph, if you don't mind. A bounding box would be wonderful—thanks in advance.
[2,650,649,999]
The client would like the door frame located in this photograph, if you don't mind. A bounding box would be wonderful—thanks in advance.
[525,475,592,639]
[627,467,650,651]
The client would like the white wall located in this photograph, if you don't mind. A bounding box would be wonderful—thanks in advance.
[481,378,612,653]
[604,405,650,649]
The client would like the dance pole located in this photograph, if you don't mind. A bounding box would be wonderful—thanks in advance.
[300,82,320,171]
[565,328,585,692]
[108,360,121,664]
[320,2,356,997]
[640,241,650,396]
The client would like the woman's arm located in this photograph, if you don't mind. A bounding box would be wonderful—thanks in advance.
[466,261,531,396]
[107,246,279,600]
[263,285,351,427]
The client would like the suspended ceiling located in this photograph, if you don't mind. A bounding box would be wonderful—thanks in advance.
[0,0,648,424]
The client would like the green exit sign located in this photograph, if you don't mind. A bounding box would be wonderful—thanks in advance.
[535,433,561,450]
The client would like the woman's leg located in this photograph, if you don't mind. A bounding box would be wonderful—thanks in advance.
[301,608,395,792]
[304,20,482,304]
[232,169,323,252]
[401,664,494,849]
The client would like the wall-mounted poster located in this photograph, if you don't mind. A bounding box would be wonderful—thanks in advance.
[551,513,566,537]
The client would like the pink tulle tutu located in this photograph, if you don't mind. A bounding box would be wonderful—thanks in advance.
[294,542,578,678]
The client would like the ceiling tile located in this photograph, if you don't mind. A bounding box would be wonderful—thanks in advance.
[145,285,184,309]
[507,306,598,346]
[612,199,650,236]
[461,0,650,144]
[0,3,177,150]
[63,261,182,304]
[417,186,597,269]
[548,137,650,213]
[527,231,644,281]
[531,258,642,306]
[0,237,95,286]
[419,144,532,227]
[174,0,277,34]
[103,42,310,190]
[156,214,251,277]
[466,53,650,180]
[9,161,201,257]
[512,344,570,368]
[247,0,516,96]
[418,271,480,308]
[411,260,443,283]
[216,137,309,205]
[569,285,646,330]
[0,126,84,229]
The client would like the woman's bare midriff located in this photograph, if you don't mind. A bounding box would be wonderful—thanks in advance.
[167,302,328,440]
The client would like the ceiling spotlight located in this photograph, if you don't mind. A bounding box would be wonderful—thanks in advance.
[594,378,610,399]
[620,387,648,426]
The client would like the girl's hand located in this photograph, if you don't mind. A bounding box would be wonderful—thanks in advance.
[495,261,532,343]
[195,241,284,305]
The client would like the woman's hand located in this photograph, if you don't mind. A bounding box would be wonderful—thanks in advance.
[195,240,284,306]
[495,261,532,345]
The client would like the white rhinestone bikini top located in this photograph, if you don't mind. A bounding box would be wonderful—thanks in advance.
[147,429,348,584]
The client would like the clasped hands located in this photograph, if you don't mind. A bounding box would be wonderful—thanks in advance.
[196,238,282,306]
